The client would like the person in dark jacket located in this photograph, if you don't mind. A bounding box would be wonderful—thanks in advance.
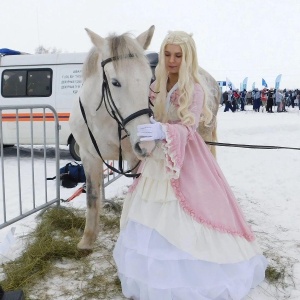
[253,88,261,112]
[240,89,246,111]
[222,91,228,105]
[266,88,274,113]
[224,90,234,112]
[297,90,300,110]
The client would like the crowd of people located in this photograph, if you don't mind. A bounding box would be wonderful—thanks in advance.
[222,88,300,113]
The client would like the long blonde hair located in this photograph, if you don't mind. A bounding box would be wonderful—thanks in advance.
[153,31,213,126]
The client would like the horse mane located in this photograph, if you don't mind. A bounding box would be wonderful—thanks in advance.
[82,33,147,80]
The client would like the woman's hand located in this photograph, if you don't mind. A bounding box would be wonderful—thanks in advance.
[137,116,166,141]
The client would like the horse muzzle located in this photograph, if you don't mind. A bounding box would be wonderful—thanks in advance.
[134,140,156,158]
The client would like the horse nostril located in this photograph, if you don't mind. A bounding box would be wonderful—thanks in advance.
[134,142,141,152]
[134,142,147,157]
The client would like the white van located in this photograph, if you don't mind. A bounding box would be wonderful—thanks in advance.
[0,50,87,160]
[0,50,157,160]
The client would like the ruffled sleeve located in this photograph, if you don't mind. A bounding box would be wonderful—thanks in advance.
[161,83,204,178]
[161,123,190,179]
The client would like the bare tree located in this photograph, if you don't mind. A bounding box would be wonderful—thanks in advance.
[35,45,62,54]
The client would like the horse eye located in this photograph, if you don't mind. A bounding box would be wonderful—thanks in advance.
[111,78,121,87]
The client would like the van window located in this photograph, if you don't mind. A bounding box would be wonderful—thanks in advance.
[2,70,26,97]
[1,69,52,98]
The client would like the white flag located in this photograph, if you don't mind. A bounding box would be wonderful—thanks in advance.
[242,77,248,90]
[275,74,282,90]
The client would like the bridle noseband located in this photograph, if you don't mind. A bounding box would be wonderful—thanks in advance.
[80,54,153,178]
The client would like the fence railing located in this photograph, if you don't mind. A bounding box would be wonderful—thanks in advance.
[0,105,61,229]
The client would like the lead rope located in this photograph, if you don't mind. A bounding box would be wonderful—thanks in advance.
[205,141,300,151]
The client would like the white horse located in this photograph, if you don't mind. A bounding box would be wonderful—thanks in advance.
[69,26,221,250]
[69,26,156,250]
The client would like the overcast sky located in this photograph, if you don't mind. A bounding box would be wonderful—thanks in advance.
[1,0,300,89]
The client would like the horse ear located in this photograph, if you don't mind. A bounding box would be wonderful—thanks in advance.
[85,28,105,49]
[136,25,155,50]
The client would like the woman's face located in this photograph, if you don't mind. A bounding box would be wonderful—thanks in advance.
[164,44,182,75]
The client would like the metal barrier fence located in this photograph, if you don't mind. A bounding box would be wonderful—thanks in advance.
[0,105,123,230]
[0,104,61,229]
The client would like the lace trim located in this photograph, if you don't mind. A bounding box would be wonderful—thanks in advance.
[161,124,185,179]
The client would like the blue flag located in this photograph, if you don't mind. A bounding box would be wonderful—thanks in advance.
[262,78,268,88]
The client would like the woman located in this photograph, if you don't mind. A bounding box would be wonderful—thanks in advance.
[275,89,284,112]
[113,31,267,300]
[246,90,253,105]
[261,88,268,112]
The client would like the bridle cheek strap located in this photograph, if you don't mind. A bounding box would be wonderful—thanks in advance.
[79,97,140,178]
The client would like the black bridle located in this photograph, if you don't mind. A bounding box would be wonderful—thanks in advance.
[80,54,153,178]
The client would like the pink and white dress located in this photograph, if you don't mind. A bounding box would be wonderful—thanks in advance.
[113,82,267,300]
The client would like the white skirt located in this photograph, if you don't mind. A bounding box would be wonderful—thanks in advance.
[113,220,267,300]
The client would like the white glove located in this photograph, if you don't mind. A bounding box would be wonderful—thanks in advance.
[137,116,166,141]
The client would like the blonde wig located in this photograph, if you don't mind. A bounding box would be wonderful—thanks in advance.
[153,31,213,127]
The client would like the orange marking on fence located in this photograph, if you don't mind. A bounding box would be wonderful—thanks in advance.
[0,112,70,122]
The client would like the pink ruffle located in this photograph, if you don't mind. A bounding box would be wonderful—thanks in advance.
[170,178,254,241]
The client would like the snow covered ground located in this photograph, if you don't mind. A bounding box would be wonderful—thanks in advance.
[1,105,300,299]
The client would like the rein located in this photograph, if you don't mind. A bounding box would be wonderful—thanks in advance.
[80,54,153,178]
[205,141,300,151]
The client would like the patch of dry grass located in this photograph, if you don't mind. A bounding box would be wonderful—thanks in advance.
[0,203,124,299]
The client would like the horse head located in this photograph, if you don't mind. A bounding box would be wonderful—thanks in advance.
[83,26,156,161]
